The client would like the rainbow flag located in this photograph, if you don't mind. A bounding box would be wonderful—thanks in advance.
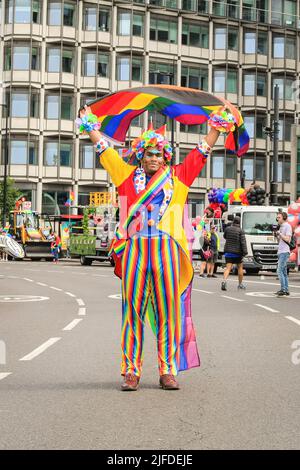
[89,85,249,156]
[65,191,75,207]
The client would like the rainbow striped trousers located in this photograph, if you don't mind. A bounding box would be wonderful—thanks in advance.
[121,235,181,377]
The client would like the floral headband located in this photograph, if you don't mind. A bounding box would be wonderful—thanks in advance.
[131,124,173,162]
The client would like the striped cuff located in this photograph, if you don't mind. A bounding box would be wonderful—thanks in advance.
[94,138,109,155]
[196,139,211,158]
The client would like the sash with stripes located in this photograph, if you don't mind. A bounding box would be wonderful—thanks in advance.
[109,166,171,257]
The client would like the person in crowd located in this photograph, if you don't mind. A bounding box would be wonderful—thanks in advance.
[275,211,292,296]
[221,216,247,291]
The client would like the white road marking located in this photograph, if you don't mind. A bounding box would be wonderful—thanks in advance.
[78,307,86,316]
[0,373,12,381]
[65,292,76,298]
[23,278,34,282]
[285,316,300,326]
[50,286,62,292]
[221,295,245,302]
[0,295,49,303]
[19,337,61,361]
[254,304,279,313]
[246,291,300,299]
[76,298,85,306]
[92,274,109,277]
[37,282,47,287]
[62,318,83,331]
[193,288,213,294]
[108,294,122,300]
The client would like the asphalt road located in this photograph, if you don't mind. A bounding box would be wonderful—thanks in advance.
[0,260,300,450]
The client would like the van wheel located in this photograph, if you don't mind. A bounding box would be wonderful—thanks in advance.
[80,256,92,266]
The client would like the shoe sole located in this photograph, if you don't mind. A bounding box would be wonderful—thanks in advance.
[159,384,180,390]
[121,385,139,391]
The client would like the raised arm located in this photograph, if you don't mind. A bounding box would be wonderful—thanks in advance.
[78,106,134,187]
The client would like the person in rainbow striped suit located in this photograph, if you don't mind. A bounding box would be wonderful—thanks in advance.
[78,106,234,391]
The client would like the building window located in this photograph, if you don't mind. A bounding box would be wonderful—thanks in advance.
[5,0,41,24]
[179,150,206,176]
[244,30,268,55]
[243,0,268,23]
[213,69,237,94]
[83,5,110,31]
[255,156,266,180]
[42,191,70,215]
[214,27,238,51]
[213,0,240,18]
[244,116,255,138]
[242,157,254,180]
[44,141,72,167]
[116,57,143,81]
[271,0,296,27]
[244,115,266,139]
[272,77,294,100]
[211,155,224,178]
[243,73,267,97]
[182,22,209,48]
[180,123,207,135]
[45,94,74,120]
[272,35,296,59]
[271,158,290,182]
[47,48,74,73]
[4,45,40,71]
[10,139,38,165]
[181,65,208,91]
[82,52,110,77]
[80,143,94,169]
[149,62,176,84]
[226,155,236,179]
[150,17,177,44]
[48,1,75,26]
[117,10,144,36]
[7,90,39,118]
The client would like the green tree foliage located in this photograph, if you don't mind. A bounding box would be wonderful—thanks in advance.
[0,177,21,224]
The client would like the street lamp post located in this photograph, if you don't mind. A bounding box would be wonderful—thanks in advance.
[264,84,280,205]
[0,104,9,227]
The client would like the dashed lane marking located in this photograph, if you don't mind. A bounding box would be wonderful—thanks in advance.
[65,292,76,298]
[62,319,83,331]
[76,298,85,306]
[221,295,245,302]
[19,338,61,361]
[285,316,300,326]
[0,373,12,381]
[254,304,279,313]
[193,289,213,294]
[78,308,86,316]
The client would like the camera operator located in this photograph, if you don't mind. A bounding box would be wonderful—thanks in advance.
[274,211,292,296]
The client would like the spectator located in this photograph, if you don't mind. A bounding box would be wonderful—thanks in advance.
[199,231,210,278]
[221,216,248,291]
[275,211,292,296]
[207,225,219,278]
[51,232,61,264]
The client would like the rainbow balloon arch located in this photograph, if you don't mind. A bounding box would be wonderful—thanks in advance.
[287,199,300,265]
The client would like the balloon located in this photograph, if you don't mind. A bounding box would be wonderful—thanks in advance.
[288,202,300,215]
[192,220,197,227]
[288,214,298,229]
[289,252,297,263]
[294,226,300,238]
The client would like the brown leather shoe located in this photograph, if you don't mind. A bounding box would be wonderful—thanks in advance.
[121,374,140,391]
[159,374,180,390]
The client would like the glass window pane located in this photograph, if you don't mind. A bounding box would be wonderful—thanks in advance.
[31,47,40,70]
[83,52,96,76]
[46,95,59,119]
[13,46,30,70]
[242,158,254,180]
[29,142,37,165]
[11,92,29,117]
[117,57,129,81]
[48,2,61,25]
[215,28,226,49]
[212,155,224,178]
[45,142,58,165]
[10,140,27,164]
[32,1,41,23]
[244,116,255,138]
[61,95,73,120]
[286,37,295,59]
[118,12,131,35]
[226,156,236,179]
[214,70,225,92]
[98,54,109,77]
[48,48,61,72]
[255,157,266,180]
[64,3,74,26]
[62,50,73,73]
[99,10,110,31]
[81,145,94,168]
[244,31,256,54]
[228,29,238,50]
[84,6,96,30]
[60,143,72,166]
[257,75,266,96]
[4,46,11,70]
[14,0,31,23]
[227,70,237,93]
[133,14,143,36]
[257,32,268,55]
[273,36,284,58]
[30,93,39,118]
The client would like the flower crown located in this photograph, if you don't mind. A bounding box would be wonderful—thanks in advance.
[131,123,173,162]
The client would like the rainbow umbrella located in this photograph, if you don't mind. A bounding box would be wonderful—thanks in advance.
[89,85,249,156]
